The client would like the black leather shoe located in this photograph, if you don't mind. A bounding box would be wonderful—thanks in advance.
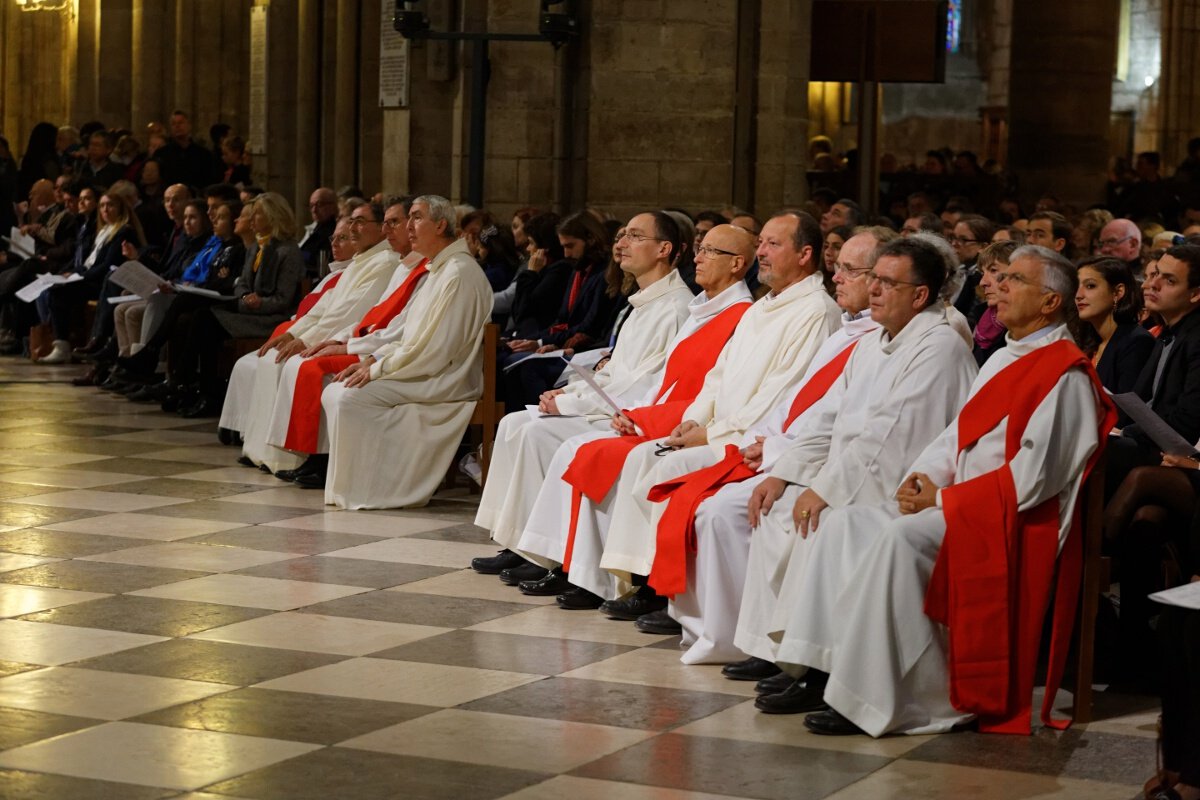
[755,670,795,695]
[803,708,864,736]
[276,455,329,483]
[471,549,526,574]
[71,339,102,359]
[70,367,101,387]
[518,568,572,596]
[721,656,781,681]
[498,562,547,586]
[237,455,257,468]
[181,398,221,418]
[555,586,604,610]
[599,586,666,621]
[126,381,168,402]
[217,427,238,446]
[754,674,829,715]
[635,609,682,635]
[293,470,326,489]
[81,338,118,364]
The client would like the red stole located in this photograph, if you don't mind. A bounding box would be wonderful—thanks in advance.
[280,263,429,454]
[924,339,1116,734]
[642,339,860,596]
[269,270,345,339]
[555,301,751,570]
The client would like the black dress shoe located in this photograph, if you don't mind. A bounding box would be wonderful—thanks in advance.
[635,609,682,635]
[599,585,667,621]
[237,455,257,468]
[71,339,101,359]
[754,674,829,715]
[81,338,118,364]
[721,656,781,681]
[755,670,796,695]
[471,549,526,574]
[518,568,572,596]
[498,562,547,586]
[181,398,221,418]
[126,381,168,402]
[217,427,238,446]
[70,367,100,387]
[803,708,864,736]
[292,470,326,489]
[556,586,604,610]
[276,455,329,483]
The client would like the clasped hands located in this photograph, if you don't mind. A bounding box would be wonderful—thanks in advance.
[895,472,938,515]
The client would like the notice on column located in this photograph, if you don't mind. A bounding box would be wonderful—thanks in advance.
[249,5,269,154]
[379,0,410,108]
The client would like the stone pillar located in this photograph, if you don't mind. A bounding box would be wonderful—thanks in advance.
[1007,0,1120,206]
[1157,0,1200,169]
[74,0,102,123]
[331,0,359,187]
[753,0,812,214]
[294,0,320,196]
[130,0,166,130]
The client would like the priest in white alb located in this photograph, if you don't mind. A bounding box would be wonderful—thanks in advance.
[720,237,976,712]
[651,227,891,663]
[217,217,355,440]
[768,245,1114,738]
[322,195,493,509]
[522,211,841,614]
[471,212,700,577]
[237,202,400,473]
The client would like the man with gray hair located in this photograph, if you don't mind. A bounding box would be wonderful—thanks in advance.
[1096,218,1142,267]
[322,195,494,509]
[768,245,1114,738]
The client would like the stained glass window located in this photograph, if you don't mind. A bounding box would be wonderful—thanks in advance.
[946,0,961,53]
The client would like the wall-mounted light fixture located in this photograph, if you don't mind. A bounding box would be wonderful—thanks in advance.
[14,0,74,15]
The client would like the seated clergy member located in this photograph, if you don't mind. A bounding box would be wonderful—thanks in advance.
[322,195,493,509]
[650,228,891,662]
[238,201,400,473]
[726,236,976,706]
[472,212,701,576]
[261,198,426,487]
[516,211,840,612]
[218,215,354,441]
[768,245,1114,737]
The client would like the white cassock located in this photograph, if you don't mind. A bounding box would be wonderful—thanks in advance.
[322,238,493,509]
[733,306,976,664]
[239,240,400,472]
[261,253,429,457]
[521,272,841,599]
[771,323,1098,737]
[670,309,881,664]
[218,261,348,434]
[474,270,698,549]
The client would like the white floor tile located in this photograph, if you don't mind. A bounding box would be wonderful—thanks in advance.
[190,611,449,655]
[80,542,300,572]
[129,573,371,609]
[0,619,166,665]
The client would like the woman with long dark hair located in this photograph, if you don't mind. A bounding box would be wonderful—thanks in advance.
[1074,255,1155,393]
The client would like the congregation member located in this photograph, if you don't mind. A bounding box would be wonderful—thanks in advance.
[1074,255,1155,393]
[726,236,976,706]
[1097,218,1143,272]
[170,192,305,417]
[320,195,492,509]
[762,245,1113,737]
[238,201,399,472]
[970,240,1017,365]
[258,198,426,488]
[1024,211,1071,254]
[473,212,703,570]
[514,211,840,615]
[653,227,892,662]
[298,187,338,275]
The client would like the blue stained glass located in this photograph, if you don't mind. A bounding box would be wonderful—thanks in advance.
[946,0,961,53]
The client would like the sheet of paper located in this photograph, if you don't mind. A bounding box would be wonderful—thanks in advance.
[107,294,142,305]
[109,260,163,300]
[1110,391,1197,456]
[567,359,626,418]
[172,283,235,300]
[524,404,576,419]
[501,350,569,373]
[6,227,36,258]
[1149,581,1200,610]
[15,272,82,303]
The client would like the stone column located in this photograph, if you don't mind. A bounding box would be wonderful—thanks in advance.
[130,0,165,130]
[753,0,813,214]
[294,0,320,196]
[1157,0,1200,168]
[1006,0,1120,206]
[331,0,359,187]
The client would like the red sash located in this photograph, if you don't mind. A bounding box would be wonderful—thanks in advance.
[280,263,428,453]
[924,339,1116,734]
[269,270,345,339]
[556,301,751,571]
[642,339,860,596]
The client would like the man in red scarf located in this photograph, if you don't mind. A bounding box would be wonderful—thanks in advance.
[769,246,1113,737]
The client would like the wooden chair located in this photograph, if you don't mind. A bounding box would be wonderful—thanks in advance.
[1072,455,1109,724]
[446,323,505,491]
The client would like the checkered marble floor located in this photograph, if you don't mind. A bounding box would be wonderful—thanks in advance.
[0,357,1160,799]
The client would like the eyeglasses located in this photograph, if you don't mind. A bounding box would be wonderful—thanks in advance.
[996,272,1051,291]
[696,244,738,258]
[348,216,378,228]
[382,219,405,229]
[867,271,922,291]
[1097,235,1133,248]
[329,234,353,244]
[834,262,871,278]
[617,231,664,244]
[947,236,979,245]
